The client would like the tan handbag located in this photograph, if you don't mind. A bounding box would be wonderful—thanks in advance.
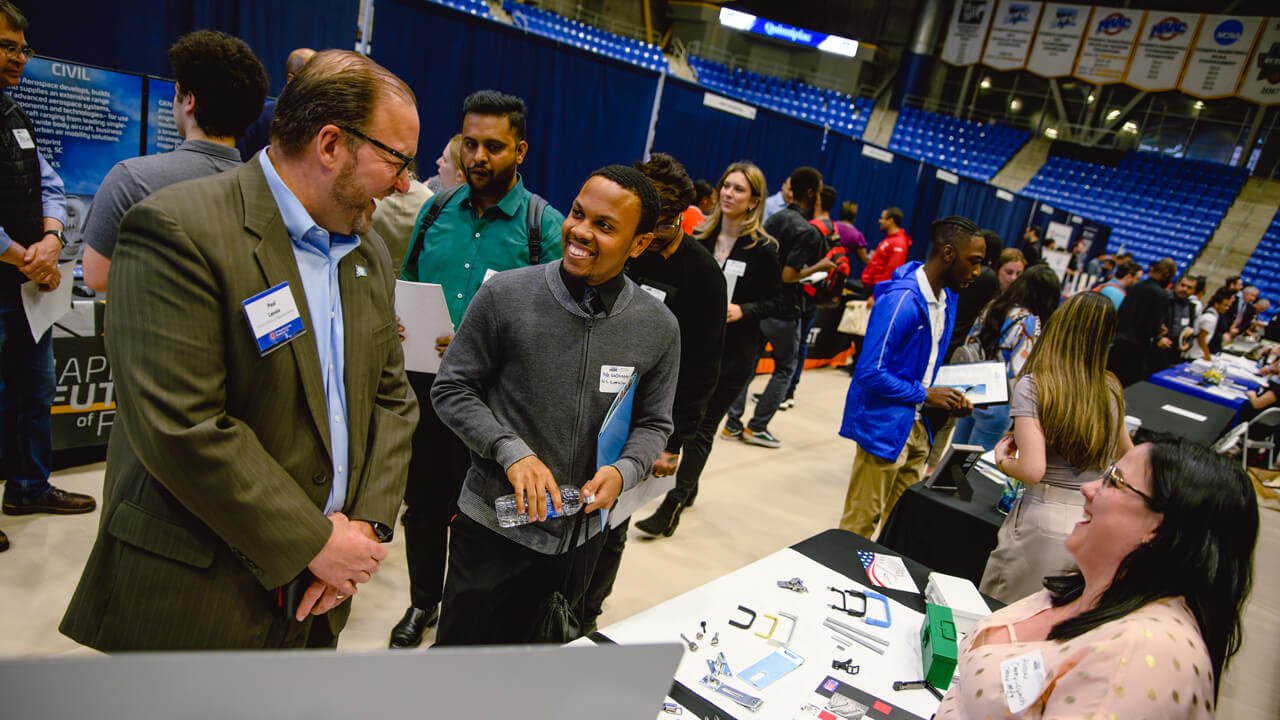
[838,300,871,336]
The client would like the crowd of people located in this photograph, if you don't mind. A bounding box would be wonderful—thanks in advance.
[0,4,1263,715]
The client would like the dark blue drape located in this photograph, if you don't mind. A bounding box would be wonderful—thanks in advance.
[650,77,827,195]
[819,136,927,259]
[26,0,358,94]
[931,173,1037,252]
[374,0,658,213]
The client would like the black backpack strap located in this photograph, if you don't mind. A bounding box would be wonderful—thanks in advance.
[405,184,463,271]
[526,192,549,265]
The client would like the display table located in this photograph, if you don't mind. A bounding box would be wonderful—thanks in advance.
[586,529,998,720]
[877,474,1005,586]
[1148,360,1262,419]
[1123,381,1238,445]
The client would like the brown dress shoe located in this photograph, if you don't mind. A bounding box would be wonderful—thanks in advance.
[3,486,97,515]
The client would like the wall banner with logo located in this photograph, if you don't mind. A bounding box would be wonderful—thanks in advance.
[941,0,996,66]
[1073,7,1141,85]
[1027,3,1088,77]
[982,1,1044,71]
[1179,15,1263,99]
[1124,13,1202,91]
[1237,17,1280,105]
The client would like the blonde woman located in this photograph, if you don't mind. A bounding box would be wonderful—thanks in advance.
[428,133,466,191]
[635,162,782,537]
[981,291,1133,603]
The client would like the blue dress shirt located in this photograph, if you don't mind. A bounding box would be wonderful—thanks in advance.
[258,150,360,515]
[0,151,66,254]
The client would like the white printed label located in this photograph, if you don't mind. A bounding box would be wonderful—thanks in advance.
[12,128,34,149]
[1001,649,1047,714]
[724,259,747,277]
[599,365,636,393]
[640,284,667,302]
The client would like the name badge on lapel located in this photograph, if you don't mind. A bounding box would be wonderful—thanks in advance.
[242,281,306,355]
[12,128,34,150]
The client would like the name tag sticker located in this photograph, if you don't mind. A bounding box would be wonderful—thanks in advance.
[724,259,747,277]
[1000,649,1047,714]
[242,281,305,356]
[640,284,667,302]
[12,128,34,149]
[482,268,499,284]
[599,365,636,393]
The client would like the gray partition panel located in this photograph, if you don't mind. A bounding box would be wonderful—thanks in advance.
[0,642,683,719]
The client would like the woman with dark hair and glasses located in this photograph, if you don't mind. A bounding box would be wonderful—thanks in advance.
[937,441,1258,718]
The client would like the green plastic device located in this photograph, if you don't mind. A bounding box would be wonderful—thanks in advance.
[922,602,958,690]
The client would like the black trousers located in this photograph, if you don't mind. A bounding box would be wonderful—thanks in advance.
[1107,339,1149,388]
[401,371,474,610]
[436,513,605,645]
[581,518,628,633]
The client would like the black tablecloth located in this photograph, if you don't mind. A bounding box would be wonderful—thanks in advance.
[1123,381,1237,445]
[876,474,1006,586]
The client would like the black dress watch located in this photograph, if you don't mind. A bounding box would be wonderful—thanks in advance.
[367,521,393,543]
[42,229,64,246]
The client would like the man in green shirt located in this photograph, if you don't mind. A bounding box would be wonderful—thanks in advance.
[391,90,564,648]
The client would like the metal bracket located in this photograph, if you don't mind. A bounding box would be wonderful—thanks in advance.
[776,576,808,593]
[828,587,867,618]
[832,658,860,676]
[700,675,764,712]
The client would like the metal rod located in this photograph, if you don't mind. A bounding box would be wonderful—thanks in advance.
[824,616,891,646]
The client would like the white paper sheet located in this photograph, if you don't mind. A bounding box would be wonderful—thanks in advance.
[933,361,1009,405]
[394,280,453,374]
[1160,404,1207,422]
[20,261,75,342]
[608,473,676,528]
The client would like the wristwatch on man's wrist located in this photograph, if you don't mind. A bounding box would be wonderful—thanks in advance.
[42,229,64,246]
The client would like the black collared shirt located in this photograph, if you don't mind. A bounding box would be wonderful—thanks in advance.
[559,264,626,315]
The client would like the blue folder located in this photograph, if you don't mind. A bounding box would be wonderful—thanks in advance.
[596,371,637,529]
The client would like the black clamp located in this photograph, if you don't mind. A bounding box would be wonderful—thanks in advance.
[831,658,860,676]
[728,605,756,629]
[828,587,867,618]
[892,679,944,701]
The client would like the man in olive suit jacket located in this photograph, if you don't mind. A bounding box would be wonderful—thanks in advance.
[60,51,419,651]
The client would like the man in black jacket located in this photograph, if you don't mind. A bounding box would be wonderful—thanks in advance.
[1108,257,1177,386]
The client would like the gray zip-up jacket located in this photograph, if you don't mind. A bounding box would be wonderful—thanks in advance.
[432,260,680,554]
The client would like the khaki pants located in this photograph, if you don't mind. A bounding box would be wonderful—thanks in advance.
[840,421,930,538]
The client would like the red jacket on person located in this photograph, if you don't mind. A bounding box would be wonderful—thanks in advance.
[861,228,911,286]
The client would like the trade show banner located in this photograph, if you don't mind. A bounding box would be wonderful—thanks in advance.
[1124,13,1202,91]
[981,0,1044,71]
[6,57,143,195]
[50,336,115,450]
[940,0,995,66]
[1179,15,1263,99]
[145,77,181,154]
[1073,7,1141,85]
[1236,17,1280,105]
[1026,3,1089,77]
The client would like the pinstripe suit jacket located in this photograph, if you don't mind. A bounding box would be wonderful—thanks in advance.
[60,158,418,651]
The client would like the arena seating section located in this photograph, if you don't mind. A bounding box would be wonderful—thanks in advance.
[1023,151,1246,269]
[503,1,668,72]
[686,56,873,137]
[427,0,495,19]
[888,107,1029,182]
[1241,208,1280,310]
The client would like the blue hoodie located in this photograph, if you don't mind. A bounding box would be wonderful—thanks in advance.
[840,261,957,460]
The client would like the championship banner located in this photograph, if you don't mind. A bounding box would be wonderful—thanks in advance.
[982,0,1044,70]
[1124,13,1201,91]
[1073,7,1141,85]
[5,57,143,195]
[940,0,995,66]
[1027,4,1089,77]
[1237,17,1280,105]
[1179,15,1263,99]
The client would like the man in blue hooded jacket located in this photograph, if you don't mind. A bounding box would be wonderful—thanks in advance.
[839,216,985,538]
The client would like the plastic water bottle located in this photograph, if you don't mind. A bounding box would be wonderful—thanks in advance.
[494,485,587,528]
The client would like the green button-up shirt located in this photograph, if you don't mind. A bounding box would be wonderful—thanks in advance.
[402,175,564,326]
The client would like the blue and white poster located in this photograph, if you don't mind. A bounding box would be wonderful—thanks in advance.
[1180,15,1263,99]
[5,57,143,196]
[1125,12,1201,91]
[145,77,181,155]
[982,0,1044,71]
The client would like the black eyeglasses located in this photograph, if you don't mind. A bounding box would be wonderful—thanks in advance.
[337,124,415,177]
[1102,464,1160,510]
[0,42,33,61]
[654,220,681,239]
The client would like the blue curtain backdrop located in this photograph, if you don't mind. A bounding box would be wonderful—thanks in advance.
[819,136,929,261]
[649,77,827,196]
[930,172,1037,252]
[374,0,658,213]
[25,0,358,94]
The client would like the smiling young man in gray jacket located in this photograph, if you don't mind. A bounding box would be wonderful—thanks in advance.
[431,165,679,644]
